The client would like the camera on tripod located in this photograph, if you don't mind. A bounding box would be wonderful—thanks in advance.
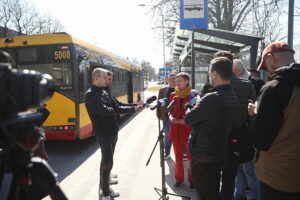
[0,50,67,200]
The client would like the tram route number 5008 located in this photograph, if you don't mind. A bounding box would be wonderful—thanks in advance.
[54,50,71,60]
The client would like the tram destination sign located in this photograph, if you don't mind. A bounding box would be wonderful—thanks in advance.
[180,0,208,29]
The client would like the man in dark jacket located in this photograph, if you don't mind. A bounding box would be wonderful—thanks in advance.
[232,59,263,200]
[104,70,143,184]
[233,59,265,96]
[185,57,239,200]
[248,41,300,200]
[156,72,176,159]
[85,68,142,200]
[209,51,256,200]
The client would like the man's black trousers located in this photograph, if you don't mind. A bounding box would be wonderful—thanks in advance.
[97,134,118,197]
[191,160,224,200]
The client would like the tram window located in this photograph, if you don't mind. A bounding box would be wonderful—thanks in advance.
[18,63,72,87]
[18,48,37,62]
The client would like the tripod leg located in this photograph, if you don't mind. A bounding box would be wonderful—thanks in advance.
[146,138,160,166]
[153,115,192,200]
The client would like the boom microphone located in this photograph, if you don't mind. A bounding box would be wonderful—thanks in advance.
[143,95,157,107]
[150,98,168,110]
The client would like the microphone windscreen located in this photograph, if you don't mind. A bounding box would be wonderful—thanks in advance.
[184,102,193,110]
[146,95,157,104]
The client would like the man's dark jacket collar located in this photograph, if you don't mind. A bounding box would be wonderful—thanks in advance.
[212,84,231,92]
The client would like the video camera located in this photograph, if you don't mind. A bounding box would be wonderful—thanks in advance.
[0,50,67,200]
[0,51,54,120]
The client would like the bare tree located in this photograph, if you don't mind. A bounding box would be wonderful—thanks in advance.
[36,14,64,34]
[296,4,300,16]
[245,0,286,43]
[0,0,64,37]
[141,60,156,80]
[0,0,14,37]
[10,0,39,35]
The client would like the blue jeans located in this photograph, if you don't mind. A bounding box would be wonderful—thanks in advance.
[163,119,172,155]
[235,158,259,200]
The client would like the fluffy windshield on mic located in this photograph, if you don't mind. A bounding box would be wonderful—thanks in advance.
[143,95,157,107]
[146,96,157,104]
[184,102,194,110]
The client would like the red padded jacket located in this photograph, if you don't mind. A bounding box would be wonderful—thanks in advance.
[169,92,192,141]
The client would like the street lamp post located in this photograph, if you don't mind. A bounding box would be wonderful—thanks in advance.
[138,4,166,84]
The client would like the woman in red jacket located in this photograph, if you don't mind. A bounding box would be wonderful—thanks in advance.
[169,72,194,191]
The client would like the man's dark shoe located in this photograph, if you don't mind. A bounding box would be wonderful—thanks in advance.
[172,182,183,190]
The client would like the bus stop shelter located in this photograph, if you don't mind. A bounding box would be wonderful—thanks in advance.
[172,28,263,89]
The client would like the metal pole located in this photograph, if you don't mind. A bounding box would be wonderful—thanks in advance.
[160,6,166,85]
[191,31,195,89]
[288,0,294,48]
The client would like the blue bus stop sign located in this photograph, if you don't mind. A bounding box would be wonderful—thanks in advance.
[180,0,208,29]
[159,68,172,77]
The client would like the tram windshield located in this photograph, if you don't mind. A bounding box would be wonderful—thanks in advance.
[18,63,72,89]
[8,44,75,98]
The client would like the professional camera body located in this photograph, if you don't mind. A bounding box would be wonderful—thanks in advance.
[0,51,67,200]
[0,53,54,120]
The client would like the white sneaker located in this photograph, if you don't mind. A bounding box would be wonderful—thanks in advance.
[109,188,120,197]
[111,173,118,179]
[109,178,118,185]
[99,188,120,197]
[101,196,111,200]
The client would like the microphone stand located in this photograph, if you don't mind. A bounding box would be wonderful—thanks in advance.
[146,107,191,200]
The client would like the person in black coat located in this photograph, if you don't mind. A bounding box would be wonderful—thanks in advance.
[185,57,239,200]
[233,59,265,97]
[85,68,142,200]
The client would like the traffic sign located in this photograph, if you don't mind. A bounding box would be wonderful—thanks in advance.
[180,0,208,29]
[159,68,172,77]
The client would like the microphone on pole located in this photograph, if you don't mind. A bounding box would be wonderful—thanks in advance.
[150,98,168,110]
[143,95,157,107]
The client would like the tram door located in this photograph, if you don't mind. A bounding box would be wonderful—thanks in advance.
[127,71,133,103]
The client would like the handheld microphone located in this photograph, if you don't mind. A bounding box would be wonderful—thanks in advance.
[166,99,176,111]
[185,94,197,111]
[143,95,157,107]
[150,98,168,110]
[184,102,194,111]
